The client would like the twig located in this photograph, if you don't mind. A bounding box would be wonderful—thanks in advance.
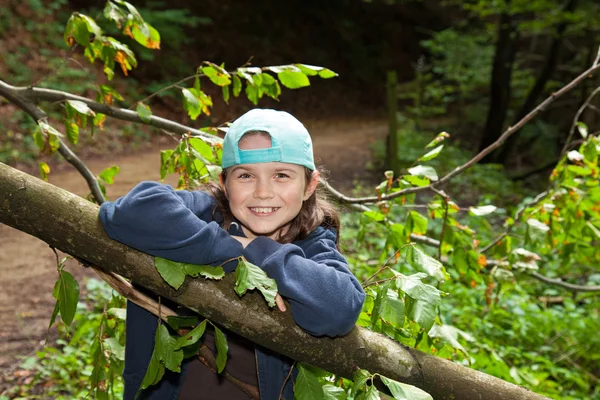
[322,57,600,204]
[529,272,600,293]
[561,85,600,155]
[131,73,204,109]
[278,361,297,400]
[0,80,106,204]
[0,80,219,144]
[362,243,412,286]
[482,191,549,254]
[30,45,79,87]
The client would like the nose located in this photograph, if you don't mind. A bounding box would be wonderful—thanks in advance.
[253,179,275,200]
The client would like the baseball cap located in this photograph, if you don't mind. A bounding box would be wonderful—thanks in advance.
[221,108,316,170]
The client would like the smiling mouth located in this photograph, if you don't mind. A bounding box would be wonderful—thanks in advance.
[249,207,280,215]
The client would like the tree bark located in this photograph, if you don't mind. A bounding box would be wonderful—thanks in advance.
[479,4,520,163]
[0,162,549,400]
[498,0,579,162]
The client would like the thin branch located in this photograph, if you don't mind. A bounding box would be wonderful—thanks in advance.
[323,58,600,204]
[561,85,600,155]
[529,272,600,293]
[0,79,105,203]
[131,73,203,108]
[0,80,219,144]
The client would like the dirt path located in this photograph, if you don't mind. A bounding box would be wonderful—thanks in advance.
[0,117,387,373]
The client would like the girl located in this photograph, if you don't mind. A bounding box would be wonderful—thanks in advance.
[99,108,365,400]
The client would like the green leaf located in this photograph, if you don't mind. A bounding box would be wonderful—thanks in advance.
[352,369,371,396]
[406,246,445,281]
[58,270,80,327]
[46,281,60,340]
[407,165,438,181]
[139,343,165,391]
[380,376,432,400]
[107,307,127,320]
[419,145,444,162]
[277,70,310,89]
[295,364,325,400]
[245,83,259,105]
[39,161,50,182]
[527,218,550,232]
[136,101,152,123]
[232,75,242,97]
[396,274,442,332]
[364,385,380,400]
[67,100,95,116]
[182,88,201,120]
[582,138,598,162]
[132,22,161,49]
[175,320,207,350]
[202,64,231,86]
[214,325,228,373]
[428,324,474,360]
[469,205,497,216]
[378,288,405,328]
[234,258,278,307]
[103,337,125,361]
[65,120,79,145]
[318,68,337,79]
[222,85,230,104]
[403,175,430,187]
[167,315,199,330]
[155,257,187,290]
[406,211,428,235]
[576,121,588,138]
[323,384,347,400]
[156,324,183,372]
[185,264,225,280]
[98,165,120,184]
[39,121,64,138]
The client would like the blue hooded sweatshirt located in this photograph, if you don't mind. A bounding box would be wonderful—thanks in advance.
[99,181,365,400]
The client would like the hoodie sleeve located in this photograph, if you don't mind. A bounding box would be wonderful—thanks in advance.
[242,229,365,337]
[99,181,243,270]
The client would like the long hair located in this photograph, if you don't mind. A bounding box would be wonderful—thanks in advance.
[203,167,341,245]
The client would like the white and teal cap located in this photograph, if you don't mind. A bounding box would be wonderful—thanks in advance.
[221,108,316,170]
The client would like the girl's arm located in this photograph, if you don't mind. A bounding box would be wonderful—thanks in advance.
[242,228,365,337]
[99,181,243,270]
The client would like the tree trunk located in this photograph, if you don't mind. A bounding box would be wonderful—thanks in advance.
[479,4,520,163]
[0,162,549,400]
[498,0,579,163]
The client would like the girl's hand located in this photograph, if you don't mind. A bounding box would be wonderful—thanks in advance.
[232,235,253,248]
[275,294,286,312]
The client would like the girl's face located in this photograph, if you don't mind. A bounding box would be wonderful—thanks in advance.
[221,134,319,239]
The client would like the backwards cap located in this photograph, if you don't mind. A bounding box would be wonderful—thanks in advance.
[221,108,316,170]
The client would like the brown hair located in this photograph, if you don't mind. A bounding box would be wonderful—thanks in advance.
[203,167,341,245]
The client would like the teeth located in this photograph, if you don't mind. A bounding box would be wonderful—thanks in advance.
[250,207,278,214]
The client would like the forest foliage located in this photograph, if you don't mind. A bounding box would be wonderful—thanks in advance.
[0,1,599,400]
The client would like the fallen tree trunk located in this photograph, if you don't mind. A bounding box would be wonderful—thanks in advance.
[0,162,548,400]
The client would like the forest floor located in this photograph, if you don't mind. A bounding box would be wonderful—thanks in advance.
[0,117,387,385]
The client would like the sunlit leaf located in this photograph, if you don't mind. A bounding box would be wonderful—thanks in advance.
[234,258,278,307]
[408,165,438,181]
[469,205,497,216]
[39,161,50,181]
[380,376,432,400]
[419,145,444,162]
[136,101,152,123]
[185,263,225,280]
[98,165,120,185]
[277,70,310,89]
[576,121,588,138]
[428,324,474,360]
[406,246,445,281]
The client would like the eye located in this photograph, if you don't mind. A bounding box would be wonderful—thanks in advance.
[274,173,290,179]
[237,172,252,179]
